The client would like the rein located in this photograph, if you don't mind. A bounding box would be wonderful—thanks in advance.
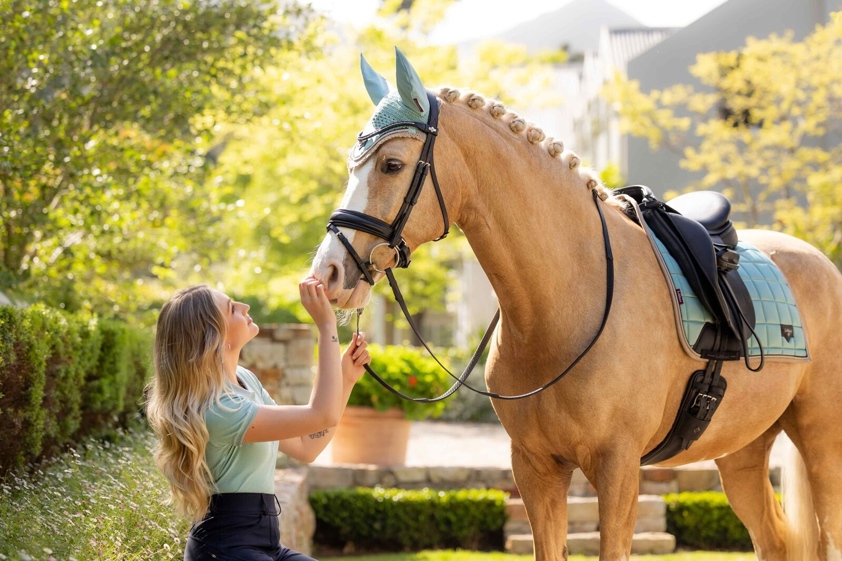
[327,93,615,401]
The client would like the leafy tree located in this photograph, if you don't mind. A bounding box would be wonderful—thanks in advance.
[210,0,565,332]
[1,0,566,332]
[0,0,314,316]
[605,12,842,266]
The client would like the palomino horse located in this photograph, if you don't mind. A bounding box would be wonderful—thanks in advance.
[310,50,842,561]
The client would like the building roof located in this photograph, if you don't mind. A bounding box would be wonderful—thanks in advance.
[601,27,680,75]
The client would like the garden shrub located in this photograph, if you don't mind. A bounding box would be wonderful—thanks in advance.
[38,308,100,458]
[665,491,753,550]
[0,305,151,475]
[0,306,50,469]
[310,487,508,552]
[348,345,454,421]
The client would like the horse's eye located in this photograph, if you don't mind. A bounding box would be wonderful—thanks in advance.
[381,159,404,175]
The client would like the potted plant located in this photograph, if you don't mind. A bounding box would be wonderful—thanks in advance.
[332,344,452,466]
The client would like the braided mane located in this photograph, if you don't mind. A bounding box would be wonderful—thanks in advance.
[437,86,614,203]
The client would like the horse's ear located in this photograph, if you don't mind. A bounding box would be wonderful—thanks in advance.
[361,54,389,106]
[395,47,430,117]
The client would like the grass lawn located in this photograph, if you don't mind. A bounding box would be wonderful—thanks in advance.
[322,551,756,561]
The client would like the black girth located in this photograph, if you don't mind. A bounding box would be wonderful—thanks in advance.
[325,91,615,402]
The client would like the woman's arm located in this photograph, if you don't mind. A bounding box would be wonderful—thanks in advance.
[241,278,346,443]
[278,332,369,462]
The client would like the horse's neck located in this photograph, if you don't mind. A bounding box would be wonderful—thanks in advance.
[452,149,625,345]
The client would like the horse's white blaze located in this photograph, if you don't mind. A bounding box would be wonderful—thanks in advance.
[312,161,373,274]
[341,162,373,213]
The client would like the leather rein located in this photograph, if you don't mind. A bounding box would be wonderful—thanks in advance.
[326,91,616,401]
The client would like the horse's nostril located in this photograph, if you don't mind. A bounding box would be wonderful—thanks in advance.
[327,264,340,288]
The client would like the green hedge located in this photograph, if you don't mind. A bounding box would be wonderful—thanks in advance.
[0,305,151,475]
[310,487,508,552]
[665,492,753,550]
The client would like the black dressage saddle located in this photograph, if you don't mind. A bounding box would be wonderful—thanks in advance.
[615,185,755,358]
[613,186,760,465]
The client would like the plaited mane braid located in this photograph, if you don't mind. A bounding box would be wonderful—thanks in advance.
[437,85,612,203]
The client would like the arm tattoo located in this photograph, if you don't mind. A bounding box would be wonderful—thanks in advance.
[308,429,329,440]
[330,335,338,343]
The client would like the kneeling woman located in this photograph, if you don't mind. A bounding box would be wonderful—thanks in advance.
[146,278,370,560]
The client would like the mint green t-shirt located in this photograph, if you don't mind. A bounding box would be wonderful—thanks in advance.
[204,366,278,494]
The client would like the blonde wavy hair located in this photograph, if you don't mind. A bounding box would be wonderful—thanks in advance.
[145,284,229,521]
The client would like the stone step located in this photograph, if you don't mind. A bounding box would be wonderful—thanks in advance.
[505,495,667,535]
[307,463,780,496]
[505,532,676,556]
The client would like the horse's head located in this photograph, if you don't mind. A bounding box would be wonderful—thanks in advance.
[310,48,458,309]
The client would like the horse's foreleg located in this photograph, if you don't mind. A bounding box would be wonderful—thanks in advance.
[511,444,574,561]
[586,449,640,560]
[715,425,788,561]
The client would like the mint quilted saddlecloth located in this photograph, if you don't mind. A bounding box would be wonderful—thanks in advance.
[652,236,808,359]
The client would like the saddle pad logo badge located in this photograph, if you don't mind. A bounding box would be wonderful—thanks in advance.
[676,288,684,305]
[781,324,794,342]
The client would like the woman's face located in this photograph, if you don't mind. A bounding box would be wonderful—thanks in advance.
[212,289,259,352]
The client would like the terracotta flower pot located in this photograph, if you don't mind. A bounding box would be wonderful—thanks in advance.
[331,406,411,466]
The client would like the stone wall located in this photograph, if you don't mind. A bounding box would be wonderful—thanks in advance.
[240,324,315,405]
[275,468,315,556]
[308,465,518,494]
[307,464,782,496]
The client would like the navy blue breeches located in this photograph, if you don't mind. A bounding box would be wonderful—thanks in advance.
[184,493,316,561]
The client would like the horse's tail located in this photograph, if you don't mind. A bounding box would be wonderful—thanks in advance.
[782,439,818,561]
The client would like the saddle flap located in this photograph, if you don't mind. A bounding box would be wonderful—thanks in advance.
[636,192,754,349]
[644,209,725,319]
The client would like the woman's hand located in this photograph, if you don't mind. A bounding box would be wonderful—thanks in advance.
[342,332,370,384]
[299,276,336,331]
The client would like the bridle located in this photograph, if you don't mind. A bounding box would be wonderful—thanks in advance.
[327,91,449,285]
[326,91,616,401]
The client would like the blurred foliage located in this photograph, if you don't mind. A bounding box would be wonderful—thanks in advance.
[211,0,564,321]
[665,492,753,550]
[604,12,842,266]
[0,304,151,474]
[1,0,564,326]
[0,426,190,560]
[0,0,315,318]
[599,162,625,189]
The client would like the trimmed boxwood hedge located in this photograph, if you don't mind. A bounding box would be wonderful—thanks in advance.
[665,491,753,550]
[0,305,151,475]
[310,487,509,552]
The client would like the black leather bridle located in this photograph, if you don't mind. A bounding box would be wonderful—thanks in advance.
[326,91,616,402]
[327,91,449,285]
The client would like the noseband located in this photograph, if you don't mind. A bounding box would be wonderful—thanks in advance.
[326,91,449,285]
